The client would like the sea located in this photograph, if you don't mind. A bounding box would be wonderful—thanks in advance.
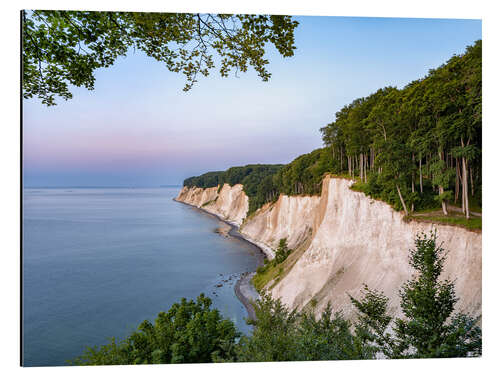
[22,187,263,367]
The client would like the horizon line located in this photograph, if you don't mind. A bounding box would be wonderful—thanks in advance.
[23,184,183,189]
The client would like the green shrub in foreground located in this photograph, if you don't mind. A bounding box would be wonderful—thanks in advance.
[70,294,239,365]
[236,295,375,362]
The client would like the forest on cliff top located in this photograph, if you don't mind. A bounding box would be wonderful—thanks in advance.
[184,40,482,227]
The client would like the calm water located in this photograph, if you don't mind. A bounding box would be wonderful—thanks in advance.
[22,187,262,367]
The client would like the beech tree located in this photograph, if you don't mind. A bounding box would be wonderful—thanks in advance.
[319,40,482,217]
[22,10,299,105]
[377,140,412,215]
[445,43,482,219]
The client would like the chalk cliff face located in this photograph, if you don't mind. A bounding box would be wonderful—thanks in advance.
[175,176,482,319]
[240,195,321,259]
[268,177,481,319]
[176,183,248,226]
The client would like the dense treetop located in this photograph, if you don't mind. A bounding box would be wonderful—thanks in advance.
[22,10,299,105]
[319,40,482,218]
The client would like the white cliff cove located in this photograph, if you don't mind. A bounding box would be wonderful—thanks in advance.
[175,176,481,320]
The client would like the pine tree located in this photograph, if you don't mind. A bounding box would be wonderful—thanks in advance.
[274,238,291,264]
[350,230,481,359]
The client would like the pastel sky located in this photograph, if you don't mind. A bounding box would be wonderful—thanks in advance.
[22,16,481,187]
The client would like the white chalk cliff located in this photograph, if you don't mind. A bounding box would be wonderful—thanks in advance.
[175,176,481,319]
[176,183,248,226]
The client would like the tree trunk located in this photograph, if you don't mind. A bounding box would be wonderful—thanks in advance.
[438,151,448,216]
[419,158,423,194]
[411,155,415,212]
[462,156,470,219]
[411,153,415,194]
[359,154,363,181]
[340,148,343,172]
[455,158,460,203]
[470,165,474,197]
[462,172,465,214]
[439,185,448,216]
[457,157,464,211]
[461,138,470,219]
[365,154,368,182]
[396,184,408,216]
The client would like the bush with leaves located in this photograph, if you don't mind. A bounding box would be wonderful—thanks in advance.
[235,294,373,362]
[70,294,240,365]
[273,238,291,265]
[349,230,481,359]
